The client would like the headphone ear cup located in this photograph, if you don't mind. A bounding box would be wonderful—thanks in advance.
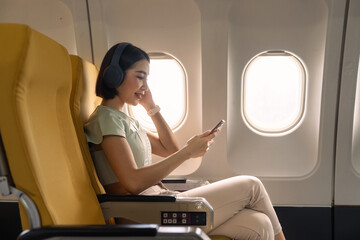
[102,43,129,89]
[103,65,124,88]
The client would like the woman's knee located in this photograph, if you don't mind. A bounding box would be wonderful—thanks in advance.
[246,175,263,186]
[234,175,264,193]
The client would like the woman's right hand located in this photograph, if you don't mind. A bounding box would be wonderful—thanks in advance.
[182,131,216,158]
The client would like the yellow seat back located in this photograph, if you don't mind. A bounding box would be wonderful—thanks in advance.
[69,55,104,195]
[0,23,105,229]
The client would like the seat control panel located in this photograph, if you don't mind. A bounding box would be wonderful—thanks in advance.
[161,212,206,226]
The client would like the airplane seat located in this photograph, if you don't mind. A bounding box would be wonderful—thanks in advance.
[69,55,104,195]
[0,23,210,239]
[0,22,105,228]
[69,55,117,225]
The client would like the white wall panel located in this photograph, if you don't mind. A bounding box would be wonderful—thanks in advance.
[192,0,346,206]
[335,0,360,205]
[228,0,327,178]
[0,0,92,62]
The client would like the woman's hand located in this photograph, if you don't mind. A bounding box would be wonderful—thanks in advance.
[182,131,216,158]
[139,89,156,111]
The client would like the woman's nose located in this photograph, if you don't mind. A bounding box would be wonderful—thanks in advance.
[141,79,149,90]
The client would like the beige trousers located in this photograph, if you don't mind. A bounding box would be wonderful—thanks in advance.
[178,176,282,240]
[142,176,282,240]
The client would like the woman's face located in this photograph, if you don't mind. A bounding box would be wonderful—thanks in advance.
[116,59,150,106]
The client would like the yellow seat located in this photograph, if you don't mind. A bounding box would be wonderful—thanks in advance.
[0,23,212,239]
[69,54,104,195]
[0,23,104,228]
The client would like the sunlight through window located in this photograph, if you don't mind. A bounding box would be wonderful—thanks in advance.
[242,51,306,135]
[128,53,187,132]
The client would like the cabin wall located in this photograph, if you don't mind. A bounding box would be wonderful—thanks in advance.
[1,0,360,239]
[335,0,360,205]
[0,0,93,61]
[0,0,350,207]
[189,0,345,208]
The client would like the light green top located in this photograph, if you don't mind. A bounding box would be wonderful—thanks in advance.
[84,105,152,185]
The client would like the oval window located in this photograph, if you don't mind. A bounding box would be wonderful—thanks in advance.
[242,51,306,135]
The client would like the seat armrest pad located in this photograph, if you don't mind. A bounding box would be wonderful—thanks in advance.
[18,224,159,240]
[97,194,176,203]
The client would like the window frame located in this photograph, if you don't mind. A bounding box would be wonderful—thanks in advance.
[241,50,307,136]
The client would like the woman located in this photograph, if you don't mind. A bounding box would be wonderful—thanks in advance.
[85,42,286,240]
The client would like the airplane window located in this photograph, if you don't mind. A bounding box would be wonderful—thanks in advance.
[242,51,306,135]
[128,53,187,132]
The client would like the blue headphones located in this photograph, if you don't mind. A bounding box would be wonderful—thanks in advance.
[103,43,130,88]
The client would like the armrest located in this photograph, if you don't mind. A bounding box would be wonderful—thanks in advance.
[18,224,158,240]
[98,194,214,233]
[18,224,211,240]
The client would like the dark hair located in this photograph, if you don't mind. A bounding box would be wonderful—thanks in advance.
[96,43,150,99]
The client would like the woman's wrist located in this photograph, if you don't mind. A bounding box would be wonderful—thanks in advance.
[147,105,161,117]
[178,146,192,160]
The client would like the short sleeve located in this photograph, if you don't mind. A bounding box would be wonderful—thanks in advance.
[84,108,126,144]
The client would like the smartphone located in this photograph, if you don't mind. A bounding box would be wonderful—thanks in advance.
[209,120,225,134]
